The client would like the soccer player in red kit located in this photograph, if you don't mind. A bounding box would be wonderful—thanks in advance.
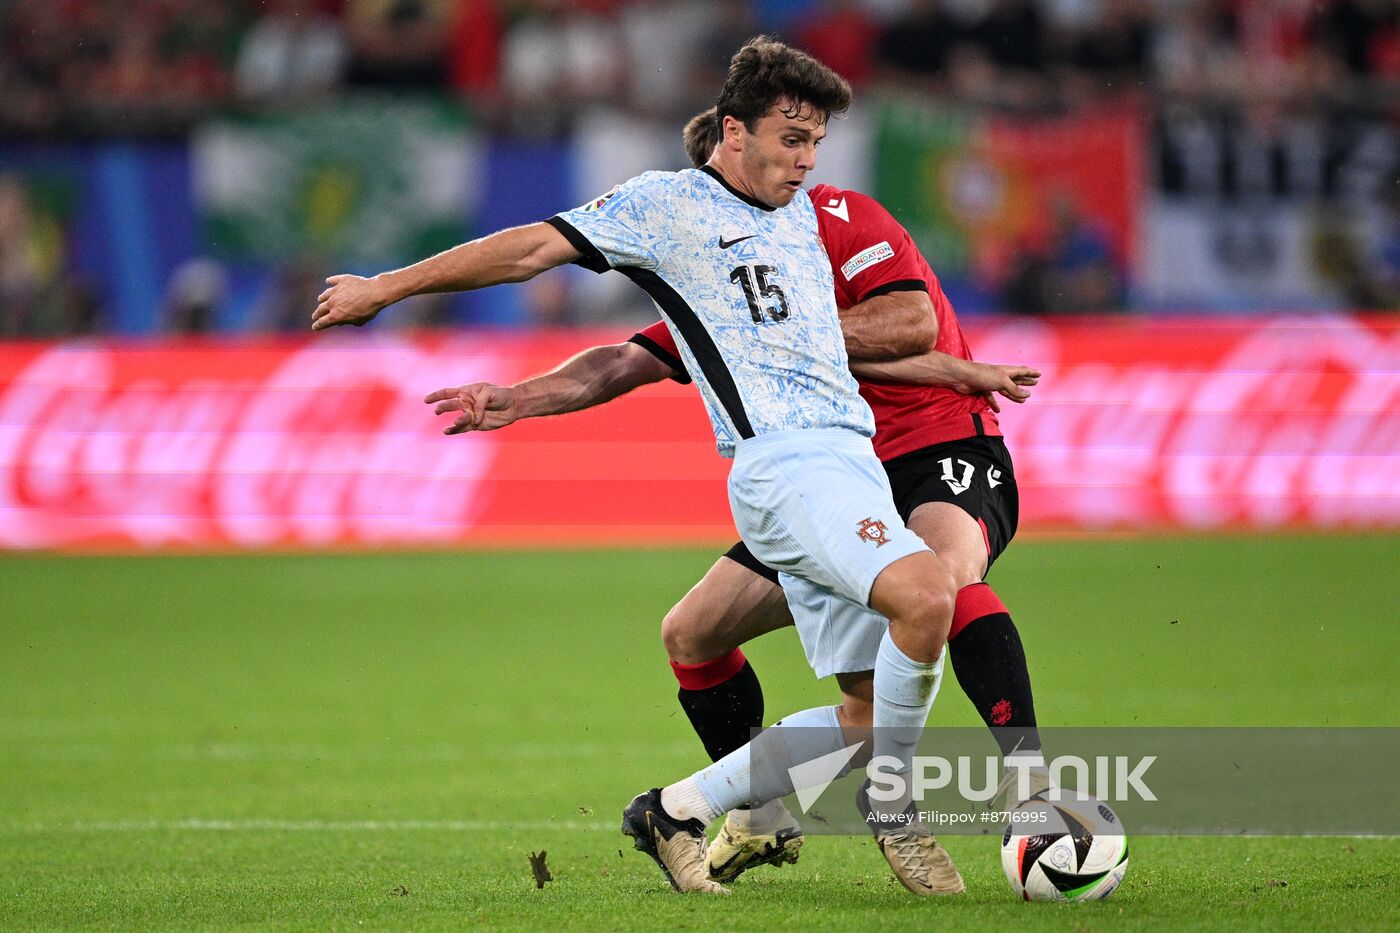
[425,108,1046,886]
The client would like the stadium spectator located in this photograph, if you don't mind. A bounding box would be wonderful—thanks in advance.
[0,0,69,135]
[691,0,763,99]
[235,0,350,101]
[1064,0,1151,88]
[446,0,504,104]
[974,0,1050,76]
[0,175,42,336]
[1147,1,1242,99]
[873,0,964,92]
[1372,194,1400,310]
[158,0,243,101]
[1311,0,1392,76]
[499,0,623,135]
[1004,194,1122,314]
[0,172,101,337]
[617,0,717,118]
[7,0,1400,328]
[1046,195,1121,311]
[345,0,451,89]
[162,258,229,334]
[93,1,239,119]
[25,0,242,135]
[796,0,881,86]
[250,256,334,332]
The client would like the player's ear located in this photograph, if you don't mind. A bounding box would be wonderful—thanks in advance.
[722,115,744,149]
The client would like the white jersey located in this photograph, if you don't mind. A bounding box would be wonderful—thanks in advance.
[549,167,874,457]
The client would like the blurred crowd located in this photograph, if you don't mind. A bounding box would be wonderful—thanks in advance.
[5,0,1400,137]
[5,0,1400,335]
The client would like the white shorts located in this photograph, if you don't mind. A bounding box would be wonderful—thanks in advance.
[779,571,891,678]
[728,429,928,677]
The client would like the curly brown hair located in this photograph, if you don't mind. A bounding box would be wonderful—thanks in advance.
[683,107,721,168]
[714,37,851,133]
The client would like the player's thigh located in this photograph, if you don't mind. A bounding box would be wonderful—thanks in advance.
[907,501,988,589]
[662,554,791,663]
[781,572,888,680]
[885,437,1020,582]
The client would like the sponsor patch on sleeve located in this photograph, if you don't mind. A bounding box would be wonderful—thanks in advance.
[579,186,620,212]
[840,241,894,281]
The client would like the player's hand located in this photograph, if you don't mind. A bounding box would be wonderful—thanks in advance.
[424,383,521,434]
[961,363,1040,413]
[312,275,391,331]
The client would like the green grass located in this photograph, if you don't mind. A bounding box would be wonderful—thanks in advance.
[2,536,1398,930]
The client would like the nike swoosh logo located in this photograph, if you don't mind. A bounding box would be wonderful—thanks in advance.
[718,235,755,249]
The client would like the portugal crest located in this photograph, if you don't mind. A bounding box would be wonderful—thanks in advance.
[856,517,890,547]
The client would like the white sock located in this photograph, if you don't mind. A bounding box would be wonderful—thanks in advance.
[688,705,848,816]
[730,799,789,832]
[871,629,944,814]
[661,777,722,825]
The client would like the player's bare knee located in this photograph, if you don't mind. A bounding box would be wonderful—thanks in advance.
[911,576,957,630]
[661,604,707,663]
[891,584,954,660]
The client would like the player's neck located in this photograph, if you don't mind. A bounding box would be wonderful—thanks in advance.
[703,157,773,212]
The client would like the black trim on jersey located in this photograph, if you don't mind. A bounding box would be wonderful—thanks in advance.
[858,278,929,302]
[618,267,755,439]
[972,413,986,437]
[628,333,692,384]
[699,166,776,213]
[545,216,610,273]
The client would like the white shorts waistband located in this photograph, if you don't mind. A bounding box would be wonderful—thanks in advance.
[733,428,875,462]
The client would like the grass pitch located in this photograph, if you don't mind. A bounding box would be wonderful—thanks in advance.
[2,535,1398,930]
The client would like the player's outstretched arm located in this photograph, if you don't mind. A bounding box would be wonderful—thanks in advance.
[839,290,938,361]
[851,355,1040,411]
[311,223,582,331]
[424,341,674,435]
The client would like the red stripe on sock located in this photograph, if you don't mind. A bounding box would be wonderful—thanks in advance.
[670,648,747,691]
[950,583,1008,640]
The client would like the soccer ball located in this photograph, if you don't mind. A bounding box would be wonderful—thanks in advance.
[1000,790,1129,902]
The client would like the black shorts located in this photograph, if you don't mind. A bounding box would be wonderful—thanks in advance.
[724,435,1020,585]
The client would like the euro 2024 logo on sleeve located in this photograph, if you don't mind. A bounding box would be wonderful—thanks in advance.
[580,187,620,213]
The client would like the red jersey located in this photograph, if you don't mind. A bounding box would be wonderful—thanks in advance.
[632,184,999,462]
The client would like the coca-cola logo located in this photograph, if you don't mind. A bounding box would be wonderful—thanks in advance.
[0,318,1396,550]
[972,316,1400,529]
[0,338,503,548]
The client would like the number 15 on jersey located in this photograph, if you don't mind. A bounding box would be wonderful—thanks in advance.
[729,265,790,324]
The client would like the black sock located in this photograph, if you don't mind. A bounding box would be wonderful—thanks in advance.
[948,603,1040,758]
[675,660,764,762]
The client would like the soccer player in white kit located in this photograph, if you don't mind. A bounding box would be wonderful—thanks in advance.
[313,38,961,896]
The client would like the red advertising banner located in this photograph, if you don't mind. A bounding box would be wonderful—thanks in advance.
[0,317,1395,551]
